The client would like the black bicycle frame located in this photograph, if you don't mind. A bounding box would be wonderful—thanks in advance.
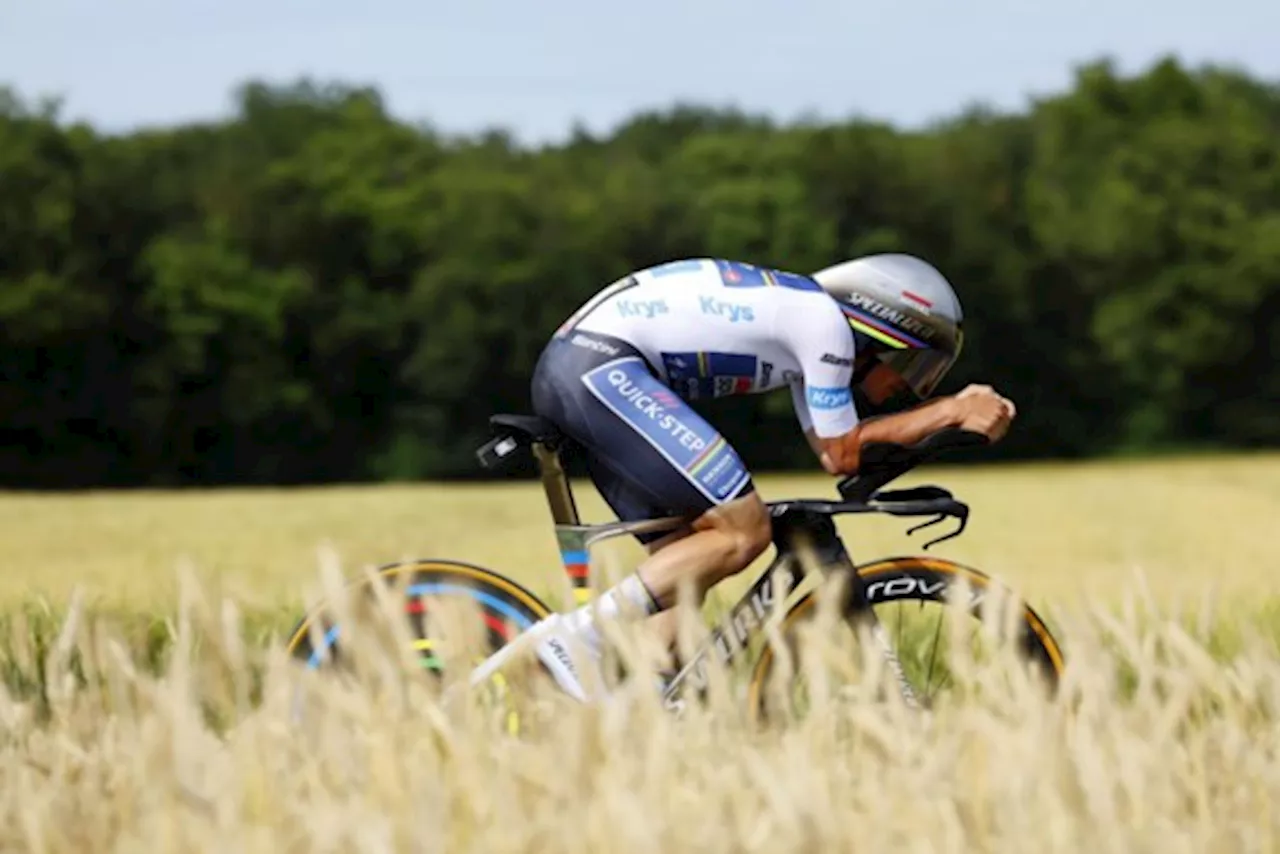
[476,415,987,711]
[656,506,860,711]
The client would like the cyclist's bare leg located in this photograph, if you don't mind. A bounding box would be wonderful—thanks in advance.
[632,527,692,665]
[469,494,770,698]
[629,493,772,656]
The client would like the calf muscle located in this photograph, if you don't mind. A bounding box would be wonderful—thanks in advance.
[634,493,771,610]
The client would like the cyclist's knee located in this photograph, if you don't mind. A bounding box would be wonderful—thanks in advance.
[695,490,772,572]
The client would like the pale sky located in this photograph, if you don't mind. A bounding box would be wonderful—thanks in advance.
[3,0,1277,144]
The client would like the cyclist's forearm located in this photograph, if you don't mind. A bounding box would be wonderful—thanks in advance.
[820,396,962,475]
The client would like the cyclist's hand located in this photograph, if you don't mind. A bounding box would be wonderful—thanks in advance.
[953,384,1016,442]
[956,384,1017,419]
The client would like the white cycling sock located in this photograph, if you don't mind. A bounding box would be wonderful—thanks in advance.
[558,573,662,657]
[472,574,663,697]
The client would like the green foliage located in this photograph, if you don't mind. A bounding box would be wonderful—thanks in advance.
[0,57,1276,487]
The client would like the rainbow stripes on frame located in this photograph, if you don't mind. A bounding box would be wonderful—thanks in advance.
[557,529,593,605]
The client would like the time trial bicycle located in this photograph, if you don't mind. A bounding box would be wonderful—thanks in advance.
[284,412,1065,720]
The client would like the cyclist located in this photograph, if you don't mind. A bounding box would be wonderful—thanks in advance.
[475,255,1015,701]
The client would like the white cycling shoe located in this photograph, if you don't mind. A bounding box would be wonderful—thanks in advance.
[469,613,605,703]
[532,625,599,702]
[531,623,678,703]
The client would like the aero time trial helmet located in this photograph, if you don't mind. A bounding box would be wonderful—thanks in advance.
[810,253,964,400]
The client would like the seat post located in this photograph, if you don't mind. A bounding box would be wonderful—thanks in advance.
[531,441,580,526]
[532,441,595,606]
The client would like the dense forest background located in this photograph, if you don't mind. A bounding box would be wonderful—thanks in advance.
[1,56,1277,488]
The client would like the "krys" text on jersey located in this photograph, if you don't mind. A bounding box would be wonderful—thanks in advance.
[699,297,754,323]
[616,299,668,319]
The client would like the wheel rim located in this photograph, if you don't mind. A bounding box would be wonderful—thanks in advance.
[286,561,552,734]
[301,581,538,671]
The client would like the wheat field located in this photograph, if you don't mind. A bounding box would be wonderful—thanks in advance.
[2,452,1278,618]
[2,454,1280,852]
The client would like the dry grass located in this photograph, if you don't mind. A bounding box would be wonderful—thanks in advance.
[0,454,1278,851]
[1,567,1279,853]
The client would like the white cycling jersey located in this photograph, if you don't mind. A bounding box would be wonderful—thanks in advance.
[566,258,861,439]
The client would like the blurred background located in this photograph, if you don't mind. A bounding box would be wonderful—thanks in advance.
[2,0,1277,489]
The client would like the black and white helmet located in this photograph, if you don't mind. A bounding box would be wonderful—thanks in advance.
[811,253,964,399]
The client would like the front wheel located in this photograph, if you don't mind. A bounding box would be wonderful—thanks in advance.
[746,556,1065,722]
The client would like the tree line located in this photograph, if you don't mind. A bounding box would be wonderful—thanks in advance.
[0,56,1276,488]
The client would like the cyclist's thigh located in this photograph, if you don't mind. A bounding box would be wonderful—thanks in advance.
[531,331,755,542]
[582,454,675,546]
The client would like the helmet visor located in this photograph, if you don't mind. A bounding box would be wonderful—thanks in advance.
[876,348,957,400]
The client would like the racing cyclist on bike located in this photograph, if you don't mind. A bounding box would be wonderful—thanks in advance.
[473,254,1015,701]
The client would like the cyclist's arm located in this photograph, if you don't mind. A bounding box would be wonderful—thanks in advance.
[784,301,862,464]
[783,295,965,477]
[788,383,827,457]
[816,397,963,476]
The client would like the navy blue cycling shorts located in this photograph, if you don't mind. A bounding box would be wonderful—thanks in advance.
[531,330,756,545]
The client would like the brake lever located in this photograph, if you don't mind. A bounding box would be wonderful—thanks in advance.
[905,513,947,537]
[905,505,970,550]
